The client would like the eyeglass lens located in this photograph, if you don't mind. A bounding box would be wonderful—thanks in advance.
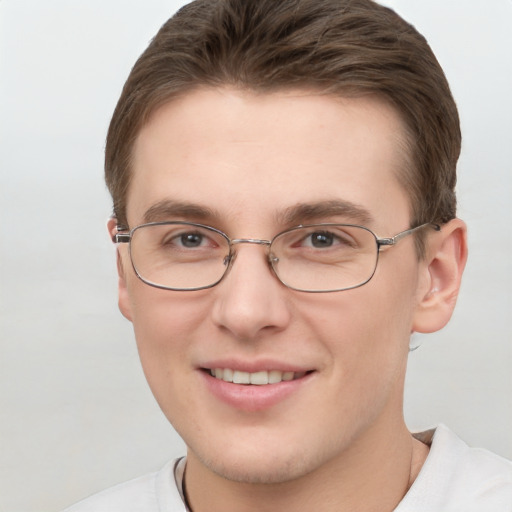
[128,223,380,292]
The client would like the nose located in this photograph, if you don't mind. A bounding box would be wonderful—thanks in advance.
[211,243,292,340]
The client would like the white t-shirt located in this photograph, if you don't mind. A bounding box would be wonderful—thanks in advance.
[63,424,512,511]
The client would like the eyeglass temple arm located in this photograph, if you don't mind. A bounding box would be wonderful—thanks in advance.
[377,223,441,247]
[112,226,130,244]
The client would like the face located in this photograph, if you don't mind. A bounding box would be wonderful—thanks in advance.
[116,88,431,484]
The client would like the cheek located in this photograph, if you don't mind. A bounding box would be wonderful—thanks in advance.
[128,278,207,340]
[126,281,208,382]
[299,267,417,380]
[127,287,212,431]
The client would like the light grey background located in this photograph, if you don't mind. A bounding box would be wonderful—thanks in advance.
[1,1,511,511]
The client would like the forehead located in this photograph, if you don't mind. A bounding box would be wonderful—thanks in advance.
[128,88,411,232]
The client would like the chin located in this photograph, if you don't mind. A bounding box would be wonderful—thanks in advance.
[202,455,315,485]
[188,436,337,485]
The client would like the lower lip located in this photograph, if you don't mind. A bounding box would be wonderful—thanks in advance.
[200,371,313,412]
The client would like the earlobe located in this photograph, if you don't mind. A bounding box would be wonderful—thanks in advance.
[107,217,133,322]
[412,219,468,333]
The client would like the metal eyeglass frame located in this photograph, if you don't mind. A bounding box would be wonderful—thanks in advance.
[113,221,440,292]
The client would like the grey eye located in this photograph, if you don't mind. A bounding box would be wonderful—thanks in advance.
[310,232,334,248]
[180,233,204,247]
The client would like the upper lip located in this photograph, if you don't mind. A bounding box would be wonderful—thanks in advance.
[198,358,313,374]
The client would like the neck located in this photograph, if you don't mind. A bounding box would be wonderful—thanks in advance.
[183,419,429,512]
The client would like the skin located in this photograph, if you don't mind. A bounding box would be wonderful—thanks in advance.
[110,88,467,512]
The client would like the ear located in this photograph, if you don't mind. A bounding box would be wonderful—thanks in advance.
[107,217,133,322]
[412,218,468,333]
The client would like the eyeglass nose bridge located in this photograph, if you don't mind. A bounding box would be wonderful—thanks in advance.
[230,238,271,246]
[224,238,279,269]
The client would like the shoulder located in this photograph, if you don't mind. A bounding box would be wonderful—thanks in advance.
[61,459,187,512]
[428,424,512,485]
[398,425,512,512]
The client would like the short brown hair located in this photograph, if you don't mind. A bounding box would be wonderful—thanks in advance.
[105,0,460,248]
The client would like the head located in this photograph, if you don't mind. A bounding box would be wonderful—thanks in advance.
[106,0,461,256]
[104,0,467,491]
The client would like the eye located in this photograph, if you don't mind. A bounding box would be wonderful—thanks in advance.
[157,226,221,251]
[308,231,335,248]
[178,232,207,248]
[300,230,354,249]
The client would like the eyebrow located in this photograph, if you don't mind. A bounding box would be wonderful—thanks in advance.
[279,200,373,226]
[140,198,373,228]
[142,199,218,224]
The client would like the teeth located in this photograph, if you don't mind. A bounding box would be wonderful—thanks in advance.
[209,368,304,385]
[268,370,283,384]
[233,370,250,384]
[250,371,269,385]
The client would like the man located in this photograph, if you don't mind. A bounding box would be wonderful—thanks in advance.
[64,0,512,510]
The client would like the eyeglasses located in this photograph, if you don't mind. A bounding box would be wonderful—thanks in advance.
[114,221,439,293]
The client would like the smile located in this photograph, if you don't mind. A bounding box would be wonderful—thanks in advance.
[209,368,308,385]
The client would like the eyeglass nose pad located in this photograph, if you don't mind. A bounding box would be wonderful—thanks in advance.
[223,251,236,267]
[268,253,279,265]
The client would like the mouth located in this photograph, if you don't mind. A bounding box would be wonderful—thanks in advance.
[205,368,311,385]
[200,365,315,411]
